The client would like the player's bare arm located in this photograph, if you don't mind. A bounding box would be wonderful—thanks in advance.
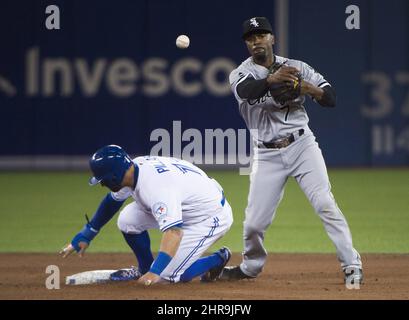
[159,227,183,257]
[137,227,183,286]
[301,81,336,107]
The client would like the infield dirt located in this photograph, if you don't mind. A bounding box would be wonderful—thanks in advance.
[1,253,408,300]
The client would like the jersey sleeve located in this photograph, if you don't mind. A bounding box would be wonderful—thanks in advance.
[300,62,331,89]
[110,187,133,201]
[229,67,256,101]
[146,189,183,232]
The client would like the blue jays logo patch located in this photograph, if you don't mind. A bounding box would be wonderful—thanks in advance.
[152,202,168,219]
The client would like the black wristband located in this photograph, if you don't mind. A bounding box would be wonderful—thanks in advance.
[318,86,336,108]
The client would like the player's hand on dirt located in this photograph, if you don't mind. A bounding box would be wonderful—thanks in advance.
[268,65,300,84]
[63,225,95,258]
[137,271,161,286]
[59,242,89,258]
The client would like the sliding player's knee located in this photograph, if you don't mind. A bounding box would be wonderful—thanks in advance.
[117,211,143,234]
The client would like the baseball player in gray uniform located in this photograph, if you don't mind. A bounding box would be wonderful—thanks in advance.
[220,17,363,285]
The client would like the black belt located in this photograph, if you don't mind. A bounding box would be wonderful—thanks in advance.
[259,129,305,149]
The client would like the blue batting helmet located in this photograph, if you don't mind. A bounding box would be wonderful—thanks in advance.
[88,145,133,190]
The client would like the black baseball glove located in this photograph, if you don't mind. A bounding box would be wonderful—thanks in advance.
[268,62,302,105]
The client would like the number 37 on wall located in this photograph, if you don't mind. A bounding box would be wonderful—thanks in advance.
[361,71,409,119]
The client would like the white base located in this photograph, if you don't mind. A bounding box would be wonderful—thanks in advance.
[65,270,117,285]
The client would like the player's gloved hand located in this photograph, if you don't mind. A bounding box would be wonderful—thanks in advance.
[59,223,99,258]
[268,62,303,105]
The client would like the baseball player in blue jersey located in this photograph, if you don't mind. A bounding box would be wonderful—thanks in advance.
[219,17,363,286]
[60,145,232,285]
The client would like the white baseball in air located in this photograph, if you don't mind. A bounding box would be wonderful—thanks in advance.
[176,34,190,49]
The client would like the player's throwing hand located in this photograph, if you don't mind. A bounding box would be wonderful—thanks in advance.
[267,65,300,84]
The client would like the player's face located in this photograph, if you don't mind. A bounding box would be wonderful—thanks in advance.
[244,32,274,64]
[100,164,133,192]
[100,179,123,192]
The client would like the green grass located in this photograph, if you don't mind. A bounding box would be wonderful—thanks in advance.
[0,170,408,253]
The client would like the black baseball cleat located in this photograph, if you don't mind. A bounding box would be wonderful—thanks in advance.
[218,265,256,281]
[200,247,232,282]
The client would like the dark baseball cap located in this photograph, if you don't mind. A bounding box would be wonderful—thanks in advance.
[242,17,273,39]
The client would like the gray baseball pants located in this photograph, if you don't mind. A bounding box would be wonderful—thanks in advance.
[240,133,362,277]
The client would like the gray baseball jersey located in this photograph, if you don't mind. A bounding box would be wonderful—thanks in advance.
[229,55,330,142]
